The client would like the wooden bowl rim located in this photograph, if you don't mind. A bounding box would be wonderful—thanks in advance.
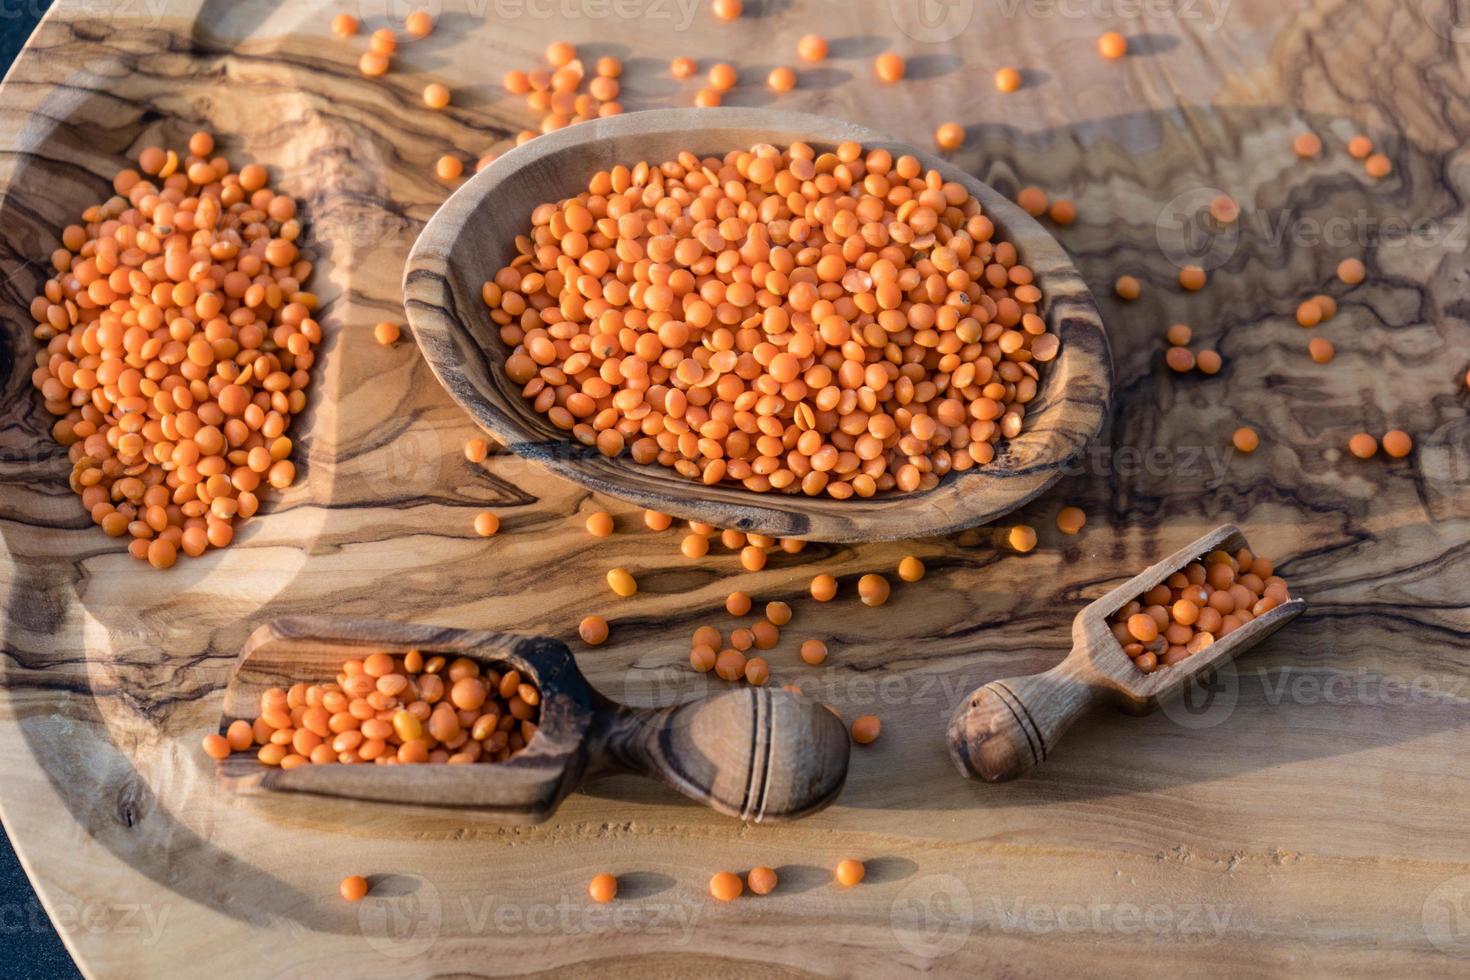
[405,108,1112,542]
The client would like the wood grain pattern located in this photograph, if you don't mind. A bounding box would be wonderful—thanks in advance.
[405,108,1112,542]
[0,0,1468,977]
[948,524,1307,780]
[219,616,849,821]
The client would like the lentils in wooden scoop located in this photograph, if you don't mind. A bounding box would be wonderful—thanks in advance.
[1108,547,1290,673]
[485,140,1060,499]
[203,650,541,766]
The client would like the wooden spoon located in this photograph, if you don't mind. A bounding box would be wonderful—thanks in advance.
[948,525,1305,782]
[405,107,1112,543]
[217,617,850,823]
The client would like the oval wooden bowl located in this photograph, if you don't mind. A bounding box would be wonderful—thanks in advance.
[405,108,1112,542]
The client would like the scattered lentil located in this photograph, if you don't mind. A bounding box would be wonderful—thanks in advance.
[850,715,880,744]
[874,52,905,82]
[606,567,638,596]
[589,873,617,903]
[340,875,369,901]
[1382,430,1413,458]
[810,574,837,602]
[1097,31,1127,59]
[1056,506,1085,535]
[935,123,965,151]
[857,573,890,606]
[835,859,865,886]
[744,657,770,685]
[1048,200,1076,225]
[578,615,609,645]
[710,871,743,901]
[1007,525,1037,553]
[897,556,925,581]
[1165,347,1195,373]
[747,866,778,895]
[1016,186,1048,217]
[1292,132,1322,158]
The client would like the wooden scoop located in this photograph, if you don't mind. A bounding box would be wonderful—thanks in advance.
[948,525,1305,782]
[217,618,850,823]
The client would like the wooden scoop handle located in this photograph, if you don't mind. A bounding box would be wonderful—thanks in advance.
[947,658,1107,782]
[592,687,850,822]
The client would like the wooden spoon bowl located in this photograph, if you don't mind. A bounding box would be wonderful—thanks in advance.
[948,524,1306,781]
[405,108,1112,543]
[218,617,850,823]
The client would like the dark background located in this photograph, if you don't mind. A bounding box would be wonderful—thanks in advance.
[2,8,80,980]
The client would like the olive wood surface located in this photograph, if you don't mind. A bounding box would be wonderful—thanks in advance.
[219,617,850,822]
[1,0,1469,977]
[405,107,1113,543]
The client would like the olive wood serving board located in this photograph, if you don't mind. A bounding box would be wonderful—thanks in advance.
[1,1,1468,977]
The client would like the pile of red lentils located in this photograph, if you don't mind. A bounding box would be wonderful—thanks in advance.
[201,649,539,767]
[1108,546,1290,672]
[486,140,1059,500]
[29,132,316,568]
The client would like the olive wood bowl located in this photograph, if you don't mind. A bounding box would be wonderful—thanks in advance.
[405,108,1112,542]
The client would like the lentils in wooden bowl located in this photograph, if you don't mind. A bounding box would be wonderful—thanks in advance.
[406,109,1111,543]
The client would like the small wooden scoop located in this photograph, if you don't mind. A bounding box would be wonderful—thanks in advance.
[217,617,850,823]
[948,525,1305,782]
